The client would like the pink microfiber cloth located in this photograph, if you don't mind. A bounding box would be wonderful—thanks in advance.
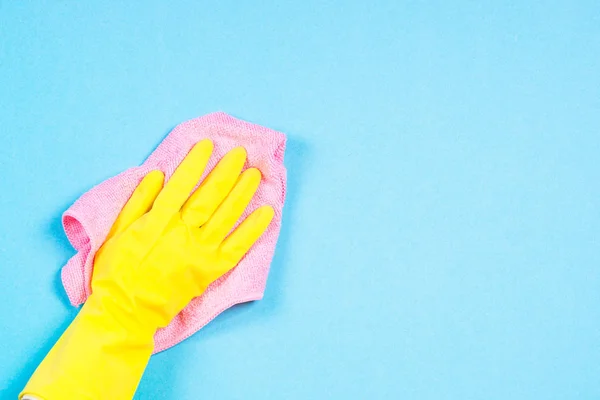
[60,112,286,353]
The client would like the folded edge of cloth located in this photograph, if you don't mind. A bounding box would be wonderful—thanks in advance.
[60,112,286,352]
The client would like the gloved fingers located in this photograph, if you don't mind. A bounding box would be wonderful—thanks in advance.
[151,139,213,221]
[181,146,247,227]
[199,168,262,244]
[220,205,274,264]
[106,170,164,240]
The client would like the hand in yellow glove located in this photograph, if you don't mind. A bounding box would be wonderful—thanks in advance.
[21,140,274,400]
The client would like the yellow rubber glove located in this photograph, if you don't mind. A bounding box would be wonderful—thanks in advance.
[21,139,275,400]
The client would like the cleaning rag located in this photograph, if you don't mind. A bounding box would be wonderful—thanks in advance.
[60,112,286,352]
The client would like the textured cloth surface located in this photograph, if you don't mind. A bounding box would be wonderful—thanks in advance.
[60,112,286,352]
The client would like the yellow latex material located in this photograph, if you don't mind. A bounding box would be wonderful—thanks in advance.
[21,140,274,400]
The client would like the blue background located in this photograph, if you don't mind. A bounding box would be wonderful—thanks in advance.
[1,1,600,399]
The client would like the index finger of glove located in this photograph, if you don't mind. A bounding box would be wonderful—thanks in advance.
[151,139,213,220]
